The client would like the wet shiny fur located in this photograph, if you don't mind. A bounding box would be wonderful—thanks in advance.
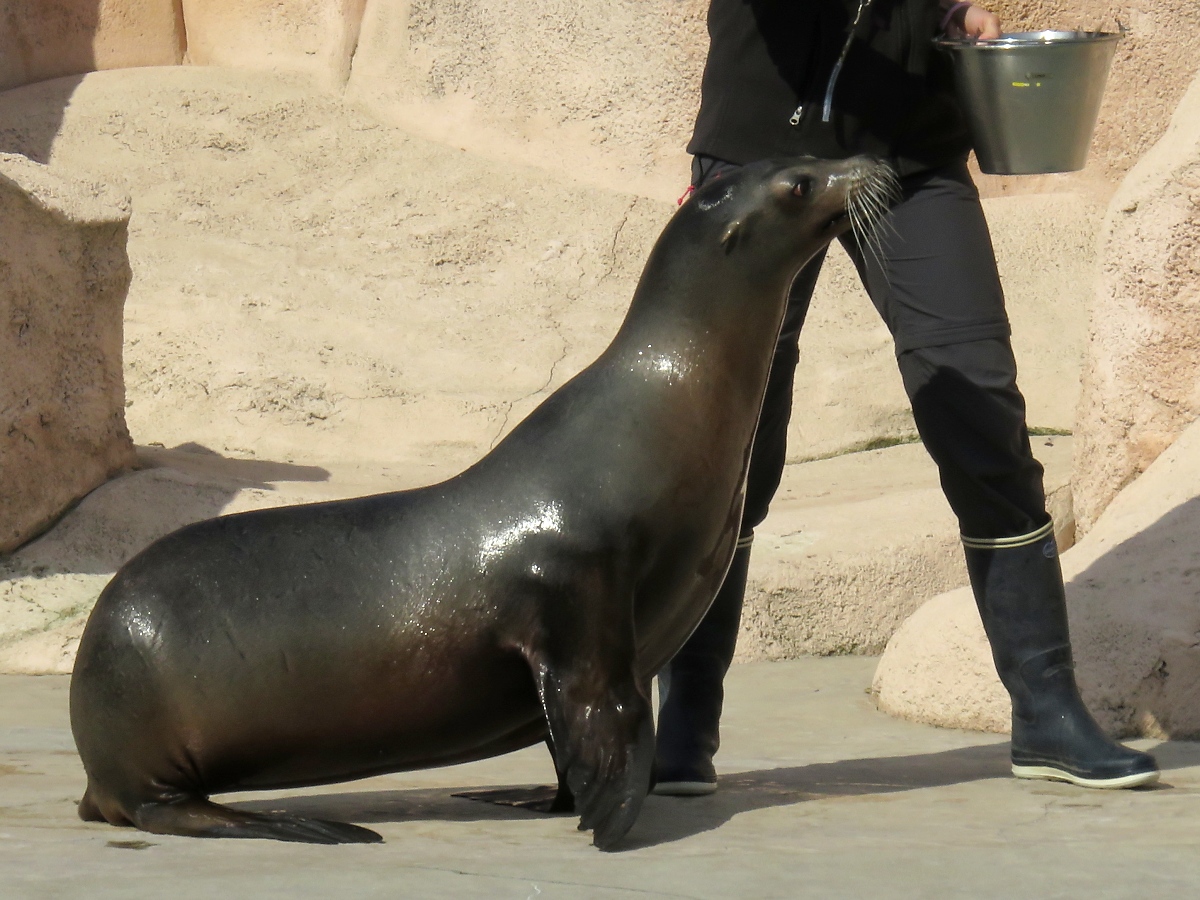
[70,156,890,850]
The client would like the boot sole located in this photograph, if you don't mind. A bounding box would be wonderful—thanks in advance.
[652,781,718,797]
[1012,763,1160,790]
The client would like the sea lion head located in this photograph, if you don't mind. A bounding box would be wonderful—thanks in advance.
[683,155,898,274]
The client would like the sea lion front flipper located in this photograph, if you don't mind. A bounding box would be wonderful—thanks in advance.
[132,797,383,844]
[530,624,654,851]
[543,736,577,813]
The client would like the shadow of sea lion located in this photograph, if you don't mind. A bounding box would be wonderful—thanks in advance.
[228,742,1012,848]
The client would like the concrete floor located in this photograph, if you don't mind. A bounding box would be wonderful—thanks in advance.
[3,657,1197,899]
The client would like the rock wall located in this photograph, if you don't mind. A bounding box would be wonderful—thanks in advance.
[350,0,1200,200]
[0,153,136,553]
[3,2,1198,199]
[181,0,367,88]
[0,67,1094,674]
[1071,70,1200,532]
[346,0,708,200]
[1,2,1196,672]
[0,461,338,675]
[0,0,185,92]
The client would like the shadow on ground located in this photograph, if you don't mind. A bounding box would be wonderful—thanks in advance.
[232,743,1006,847]
[140,443,330,491]
[229,739,1200,849]
[0,74,84,161]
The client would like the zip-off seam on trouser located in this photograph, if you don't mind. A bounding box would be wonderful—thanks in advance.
[961,519,1054,549]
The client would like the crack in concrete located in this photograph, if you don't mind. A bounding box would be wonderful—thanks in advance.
[487,316,569,450]
[0,603,89,651]
[995,795,1058,839]
[340,0,368,92]
[487,204,643,449]
[484,197,638,448]
[599,198,637,287]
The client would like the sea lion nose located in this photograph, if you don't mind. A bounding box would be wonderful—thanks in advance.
[829,160,868,189]
[839,156,893,189]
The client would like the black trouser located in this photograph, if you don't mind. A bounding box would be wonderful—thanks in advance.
[659,156,1156,788]
[691,155,1049,544]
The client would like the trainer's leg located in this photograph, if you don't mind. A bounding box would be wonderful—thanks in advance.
[847,161,1158,788]
[653,535,752,795]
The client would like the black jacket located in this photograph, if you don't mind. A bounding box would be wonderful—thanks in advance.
[688,0,971,175]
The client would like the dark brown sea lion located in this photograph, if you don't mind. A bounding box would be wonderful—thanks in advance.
[70,155,892,850]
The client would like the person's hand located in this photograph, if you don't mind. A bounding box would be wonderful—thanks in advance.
[944,3,1003,40]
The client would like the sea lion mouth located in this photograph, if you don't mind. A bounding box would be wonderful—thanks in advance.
[824,210,851,232]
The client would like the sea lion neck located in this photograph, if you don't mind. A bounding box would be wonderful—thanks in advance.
[605,217,804,404]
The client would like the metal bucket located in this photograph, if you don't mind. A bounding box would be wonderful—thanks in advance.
[935,31,1121,175]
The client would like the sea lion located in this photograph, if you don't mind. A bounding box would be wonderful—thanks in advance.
[70,155,893,850]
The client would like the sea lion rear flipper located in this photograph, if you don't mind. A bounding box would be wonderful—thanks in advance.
[132,797,383,845]
[530,623,654,851]
[452,738,576,813]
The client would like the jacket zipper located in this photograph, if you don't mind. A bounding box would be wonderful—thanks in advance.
[788,0,876,127]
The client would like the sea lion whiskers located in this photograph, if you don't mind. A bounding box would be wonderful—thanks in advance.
[846,162,900,275]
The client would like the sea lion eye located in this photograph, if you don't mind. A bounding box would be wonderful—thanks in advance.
[793,176,814,198]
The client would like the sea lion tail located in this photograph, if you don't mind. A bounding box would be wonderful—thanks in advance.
[77,787,105,822]
[131,797,383,845]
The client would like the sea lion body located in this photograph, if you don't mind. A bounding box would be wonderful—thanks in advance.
[70,156,890,849]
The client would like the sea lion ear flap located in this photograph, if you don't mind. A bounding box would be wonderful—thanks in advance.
[720,220,741,253]
[721,210,762,253]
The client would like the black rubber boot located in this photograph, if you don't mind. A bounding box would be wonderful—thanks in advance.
[653,540,751,795]
[964,522,1159,789]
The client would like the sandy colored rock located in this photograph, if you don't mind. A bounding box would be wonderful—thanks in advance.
[874,416,1200,739]
[182,0,366,88]
[1071,69,1200,532]
[0,0,185,92]
[0,152,136,554]
[0,434,1071,675]
[350,0,1199,204]
[0,1,1191,691]
[739,444,964,659]
[2,1,1195,203]
[0,67,1093,476]
[872,587,1011,732]
[347,0,709,201]
[0,67,666,476]
[0,66,1102,671]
